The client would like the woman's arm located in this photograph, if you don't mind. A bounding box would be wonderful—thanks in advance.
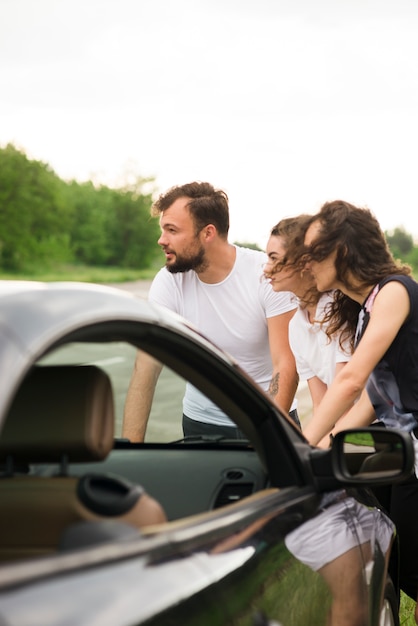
[307,376,328,413]
[303,281,410,445]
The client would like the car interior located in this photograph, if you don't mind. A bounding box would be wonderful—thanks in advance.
[0,364,169,561]
[0,336,277,562]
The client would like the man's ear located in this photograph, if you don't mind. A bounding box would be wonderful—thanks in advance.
[202,224,217,241]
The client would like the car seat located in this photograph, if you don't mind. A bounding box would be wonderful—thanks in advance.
[0,364,166,562]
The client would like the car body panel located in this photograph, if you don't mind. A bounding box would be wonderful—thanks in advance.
[0,488,364,626]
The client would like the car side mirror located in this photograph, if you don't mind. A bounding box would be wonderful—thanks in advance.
[331,427,415,485]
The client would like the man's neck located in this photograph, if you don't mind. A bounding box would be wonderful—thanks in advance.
[197,243,236,284]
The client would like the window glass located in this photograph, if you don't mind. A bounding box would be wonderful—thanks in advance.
[38,342,217,443]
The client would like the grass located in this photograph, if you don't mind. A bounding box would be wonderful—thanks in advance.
[400,592,416,624]
[0,264,157,284]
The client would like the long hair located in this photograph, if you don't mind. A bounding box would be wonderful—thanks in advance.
[151,181,230,238]
[267,214,320,309]
[308,200,411,352]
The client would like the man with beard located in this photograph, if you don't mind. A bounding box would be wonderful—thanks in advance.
[122,182,299,442]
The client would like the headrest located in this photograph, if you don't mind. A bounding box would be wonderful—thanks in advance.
[0,365,114,463]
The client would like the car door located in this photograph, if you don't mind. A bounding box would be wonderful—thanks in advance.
[0,292,405,625]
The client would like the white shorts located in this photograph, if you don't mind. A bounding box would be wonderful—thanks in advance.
[284,495,394,571]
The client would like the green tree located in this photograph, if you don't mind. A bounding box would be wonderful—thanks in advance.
[108,181,161,268]
[385,226,414,258]
[234,241,263,251]
[0,144,161,271]
[66,181,114,265]
[0,144,72,270]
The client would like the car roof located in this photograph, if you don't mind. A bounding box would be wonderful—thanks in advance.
[0,280,214,345]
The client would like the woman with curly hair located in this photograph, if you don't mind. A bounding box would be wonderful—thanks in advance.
[303,199,418,614]
[263,214,352,424]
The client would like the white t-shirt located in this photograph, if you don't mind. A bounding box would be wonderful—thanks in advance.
[289,293,351,386]
[149,245,297,425]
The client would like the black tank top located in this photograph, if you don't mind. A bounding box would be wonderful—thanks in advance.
[355,274,418,431]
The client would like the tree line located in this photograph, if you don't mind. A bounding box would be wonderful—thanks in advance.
[1,143,417,273]
[0,144,161,271]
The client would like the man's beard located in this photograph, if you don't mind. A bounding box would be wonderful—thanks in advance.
[166,245,208,273]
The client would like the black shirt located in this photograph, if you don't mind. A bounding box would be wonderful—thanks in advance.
[355,275,418,431]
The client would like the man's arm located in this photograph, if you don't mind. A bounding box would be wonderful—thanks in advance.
[267,311,299,413]
[122,350,163,442]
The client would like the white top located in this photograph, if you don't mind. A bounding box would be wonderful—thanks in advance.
[289,293,351,386]
[149,245,297,425]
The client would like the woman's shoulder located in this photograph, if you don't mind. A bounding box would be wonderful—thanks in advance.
[375,275,418,322]
[316,291,335,312]
[379,274,418,294]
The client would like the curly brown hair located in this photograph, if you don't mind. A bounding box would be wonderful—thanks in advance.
[266,214,320,310]
[307,200,411,352]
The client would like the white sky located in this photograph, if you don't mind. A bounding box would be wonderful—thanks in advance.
[1,0,418,247]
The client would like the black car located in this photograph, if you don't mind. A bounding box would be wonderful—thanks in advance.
[0,281,413,626]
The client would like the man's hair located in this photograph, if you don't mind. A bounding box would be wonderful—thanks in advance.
[151,182,230,237]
